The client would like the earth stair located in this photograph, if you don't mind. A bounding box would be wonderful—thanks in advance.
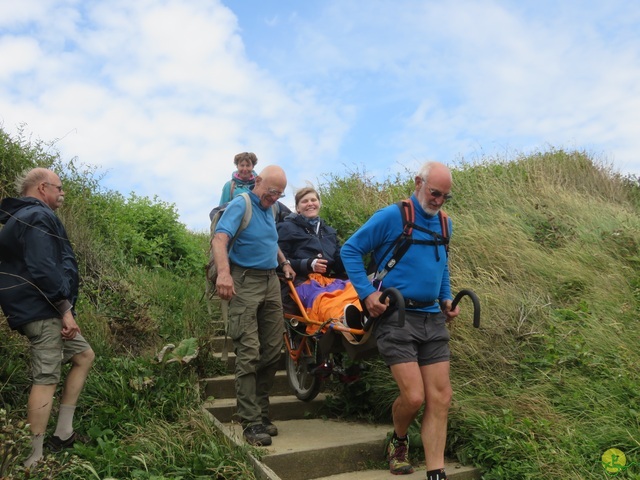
[202,335,481,480]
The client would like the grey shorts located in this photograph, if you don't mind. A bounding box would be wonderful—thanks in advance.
[20,317,92,385]
[374,309,450,367]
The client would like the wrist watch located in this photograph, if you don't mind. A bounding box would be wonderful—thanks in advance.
[279,259,291,268]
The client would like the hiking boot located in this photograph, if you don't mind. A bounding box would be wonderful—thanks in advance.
[243,423,272,446]
[262,417,278,436]
[47,431,78,453]
[387,435,414,475]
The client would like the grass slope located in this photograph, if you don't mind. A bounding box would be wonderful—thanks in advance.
[320,149,640,479]
[2,130,639,479]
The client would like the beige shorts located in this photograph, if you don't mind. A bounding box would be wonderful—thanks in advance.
[20,317,92,385]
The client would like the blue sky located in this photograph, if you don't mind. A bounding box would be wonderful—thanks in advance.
[1,0,639,231]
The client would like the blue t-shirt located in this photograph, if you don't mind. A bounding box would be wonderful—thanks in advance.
[215,192,278,269]
[341,195,452,312]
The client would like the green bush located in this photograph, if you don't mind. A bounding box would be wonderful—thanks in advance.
[0,126,58,198]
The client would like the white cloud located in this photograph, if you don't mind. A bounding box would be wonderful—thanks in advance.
[1,0,639,233]
[0,0,350,231]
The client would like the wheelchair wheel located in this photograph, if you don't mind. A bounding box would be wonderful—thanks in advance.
[285,329,323,402]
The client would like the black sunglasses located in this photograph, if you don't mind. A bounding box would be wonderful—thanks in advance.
[427,187,453,201]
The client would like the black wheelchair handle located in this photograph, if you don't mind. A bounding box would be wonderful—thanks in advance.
[363,287,405,331]
[451,289,481,328]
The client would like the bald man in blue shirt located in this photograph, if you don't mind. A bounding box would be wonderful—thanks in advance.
[212,165,295,447]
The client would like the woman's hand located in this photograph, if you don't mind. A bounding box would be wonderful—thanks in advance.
[312,258,328,273]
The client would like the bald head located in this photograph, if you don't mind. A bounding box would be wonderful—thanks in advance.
[17,168,51,196]
[17,168,65,210]
[253,165,287,209]
[258,165,286,184]
[417,162,452,186]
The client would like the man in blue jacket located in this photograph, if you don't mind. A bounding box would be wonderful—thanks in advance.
[341,161,460,480]
[0,168,95,467]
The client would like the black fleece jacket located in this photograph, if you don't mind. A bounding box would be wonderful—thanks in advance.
[276,213,345,279]
[0,196,78,329]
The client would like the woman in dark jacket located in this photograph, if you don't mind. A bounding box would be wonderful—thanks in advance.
[277,187,361,332]
[277,186,344,279]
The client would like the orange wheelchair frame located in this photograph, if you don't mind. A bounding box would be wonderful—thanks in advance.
[281,279,404,401]
[281,276,482,402]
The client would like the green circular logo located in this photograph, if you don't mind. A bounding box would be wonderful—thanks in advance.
[602,448,627,473]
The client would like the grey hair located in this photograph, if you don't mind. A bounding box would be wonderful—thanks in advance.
[15,168,50,196]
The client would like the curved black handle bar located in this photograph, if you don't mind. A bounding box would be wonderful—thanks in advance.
[451,289,481,328]
[363,287,405,331]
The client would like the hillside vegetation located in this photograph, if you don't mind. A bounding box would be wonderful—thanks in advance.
[318,151,640,479]
[1,126,640,479]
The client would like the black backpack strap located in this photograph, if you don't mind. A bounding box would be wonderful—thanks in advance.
[371,199,414,288]
[439,210,449,255]
[372,201,450,287]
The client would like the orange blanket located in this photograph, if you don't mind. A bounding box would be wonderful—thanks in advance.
[293,273,362,335]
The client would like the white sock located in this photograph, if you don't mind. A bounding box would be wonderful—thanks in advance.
[24,433,45,468]
[53,404,76,439]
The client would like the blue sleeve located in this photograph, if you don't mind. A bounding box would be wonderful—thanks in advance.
[219,181,231,206]
[215,196,247,238]
[438,217,454,301]
[438,262,452,301]
[341,206,398,301]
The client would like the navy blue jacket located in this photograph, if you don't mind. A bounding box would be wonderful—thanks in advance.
[277,213,345,278]
[0,197,78,329]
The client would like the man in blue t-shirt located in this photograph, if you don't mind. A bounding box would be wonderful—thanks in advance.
[211,165,295,447]
[341,161,461,480]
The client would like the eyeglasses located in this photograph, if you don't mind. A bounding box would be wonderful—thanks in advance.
[267,188,285,199]
[420,178,452,201]
[44,182,63,192]
[427,188,452,201]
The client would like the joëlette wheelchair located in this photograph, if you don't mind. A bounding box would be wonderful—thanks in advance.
[281,278,481,402]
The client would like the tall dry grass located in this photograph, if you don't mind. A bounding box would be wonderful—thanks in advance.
[320,149,640,479]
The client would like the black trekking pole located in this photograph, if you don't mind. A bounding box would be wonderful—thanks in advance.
[362,287,405,331]
[451,289,481,328]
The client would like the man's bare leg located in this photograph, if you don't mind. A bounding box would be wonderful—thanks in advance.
[54,348,95,439]
[420,361,452,471]
[59,349,94,405]
[24,384,57,466]
[390,362,425,436]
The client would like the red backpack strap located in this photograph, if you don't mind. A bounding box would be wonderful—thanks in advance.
[396,198,414,236]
